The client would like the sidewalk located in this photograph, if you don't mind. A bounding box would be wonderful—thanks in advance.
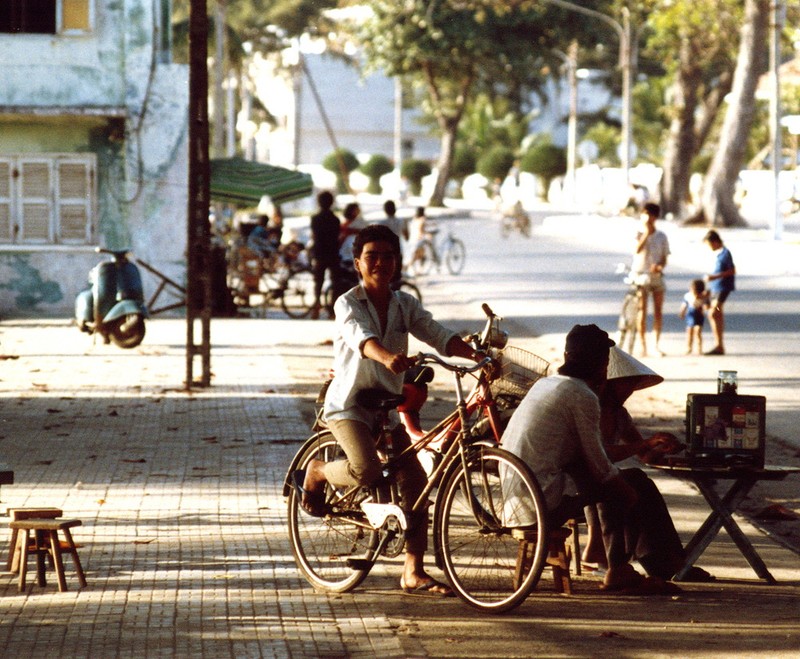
[0,319,797,658]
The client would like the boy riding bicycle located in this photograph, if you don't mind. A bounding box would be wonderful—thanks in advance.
[295,224,485,596]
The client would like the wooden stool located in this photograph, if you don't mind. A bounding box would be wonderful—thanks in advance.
[9,518,86,592]
[6,508,63,573]
[513,525,576,595]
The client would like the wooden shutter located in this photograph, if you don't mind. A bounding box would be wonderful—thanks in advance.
[57,158,93,243]
[62,0,90,32]
[0,160,11,242]
[19,159,53,243]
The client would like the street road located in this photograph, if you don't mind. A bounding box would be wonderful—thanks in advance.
[411,208,800,453]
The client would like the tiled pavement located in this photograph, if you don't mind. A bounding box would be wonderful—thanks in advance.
[0,304,797,655]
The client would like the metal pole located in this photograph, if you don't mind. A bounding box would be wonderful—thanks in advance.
[553,45,578,204]
[621,7,632,184]
[394,77,403,192]
[541,0,632,185]
[770,0,785,241]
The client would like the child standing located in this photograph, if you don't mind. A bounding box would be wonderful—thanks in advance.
[679,279,710,355]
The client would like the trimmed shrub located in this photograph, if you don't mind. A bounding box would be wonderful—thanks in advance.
[476,146,516,184]
[519,142,567,198]
[322,148,360,194]
[359,154,394,194]
[401,159,432,196]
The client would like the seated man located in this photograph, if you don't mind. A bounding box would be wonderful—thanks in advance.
[502,324,685,592]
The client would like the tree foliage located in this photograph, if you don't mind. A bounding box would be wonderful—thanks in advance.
[360,154,394,194]
[323,148,360,194]
[401,159,433,196]
[354,0,600,205]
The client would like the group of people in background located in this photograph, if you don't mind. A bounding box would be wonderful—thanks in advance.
[630,203,736,357]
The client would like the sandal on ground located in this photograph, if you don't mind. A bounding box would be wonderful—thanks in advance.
[400,577,454,598]
[705,346,725,355]
[601,575,682,596]
[678,566,716,583]
[292,470,327,517]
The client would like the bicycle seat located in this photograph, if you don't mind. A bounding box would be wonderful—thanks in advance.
[356,388,406,411]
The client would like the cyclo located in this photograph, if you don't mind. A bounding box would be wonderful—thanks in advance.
[283,304,551,613]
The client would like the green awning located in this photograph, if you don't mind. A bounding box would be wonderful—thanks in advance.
[209,158,314,205]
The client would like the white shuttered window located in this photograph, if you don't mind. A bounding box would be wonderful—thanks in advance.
[0,154,96,245]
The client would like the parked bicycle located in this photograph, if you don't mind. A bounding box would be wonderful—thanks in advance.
[407,227,466,276]
[284,304,551,613]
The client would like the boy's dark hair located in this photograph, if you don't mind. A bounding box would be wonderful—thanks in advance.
[317,190,334,210]
[383,199,396,216]
[343,202,360,221]
[352,223,400,258]
[703,229,722,245]
[643,202,660,218]
[691,279,706,294]
[415,206,426,217]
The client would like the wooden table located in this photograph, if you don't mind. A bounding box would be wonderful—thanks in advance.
[651,464,800,583]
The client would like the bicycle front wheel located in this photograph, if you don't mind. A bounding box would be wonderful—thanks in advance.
[287,433,379,592]
[437,447,547,613]
[444,238,466,275]
[280,268,314,318]
[396,279,422,303]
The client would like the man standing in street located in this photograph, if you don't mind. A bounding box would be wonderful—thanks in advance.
[631,203,670,357]
[703,230,736,355]
[310,190,342,319]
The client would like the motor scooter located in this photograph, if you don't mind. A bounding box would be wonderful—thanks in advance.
[75,248,147,348]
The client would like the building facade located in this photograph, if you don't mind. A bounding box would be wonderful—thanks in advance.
[0,0,188,316]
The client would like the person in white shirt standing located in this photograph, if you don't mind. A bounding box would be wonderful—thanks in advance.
[631,202,670,356]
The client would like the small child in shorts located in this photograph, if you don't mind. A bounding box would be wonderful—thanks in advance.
[679,279,710,355]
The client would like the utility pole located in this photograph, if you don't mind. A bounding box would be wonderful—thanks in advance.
[187,0,212,388]
[770,0,786,241]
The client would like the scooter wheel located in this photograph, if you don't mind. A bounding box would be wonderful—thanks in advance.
[109,314,146,349]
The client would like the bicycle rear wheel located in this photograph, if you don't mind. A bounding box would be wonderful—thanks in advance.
[280,268,314,318]
[409,239,435,277]
[444,238,466,275]
[287,433,379,592]
[437,446,547,613]
[395,279,422,303]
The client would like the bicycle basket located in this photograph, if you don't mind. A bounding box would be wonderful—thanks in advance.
[491,346,550,400]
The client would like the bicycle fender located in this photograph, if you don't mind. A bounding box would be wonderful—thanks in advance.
[282,430,335,497]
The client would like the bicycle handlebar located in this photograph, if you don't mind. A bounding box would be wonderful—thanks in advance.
[414,352,493,375]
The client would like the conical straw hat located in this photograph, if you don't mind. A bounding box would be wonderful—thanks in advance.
[607,346,663,391]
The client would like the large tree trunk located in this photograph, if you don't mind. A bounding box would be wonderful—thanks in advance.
[429,117,459,207]
[699,0,768,227]
[660,38,700,218]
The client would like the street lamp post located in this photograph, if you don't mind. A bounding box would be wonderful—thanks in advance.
[552,42,578,204]
[542,0,635,185]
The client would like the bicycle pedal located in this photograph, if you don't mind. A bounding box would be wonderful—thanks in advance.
[346,558,373,571]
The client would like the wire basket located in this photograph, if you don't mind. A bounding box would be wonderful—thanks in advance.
[491,345,550,401]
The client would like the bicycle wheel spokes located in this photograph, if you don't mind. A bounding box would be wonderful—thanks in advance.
[288,434,378,592]
[280,269,314,318]
[410,239,435,277]
[438,447,547,613]
[444,238,466,275]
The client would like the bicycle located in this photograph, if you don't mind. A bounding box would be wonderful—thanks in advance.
[498,201,531,239]
[407,227,466,277]
[284,305,550,613]
[615,263,642,354]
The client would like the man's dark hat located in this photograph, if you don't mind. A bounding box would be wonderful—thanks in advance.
[565,324,615,356]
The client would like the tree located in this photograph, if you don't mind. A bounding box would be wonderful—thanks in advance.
[520,141,567,199]
[401,159,433,197]
[355,2,586,206]
[477,146,516,185]
[450,145,478,197]
[322,148,360,194]
[695,0,769,227]
[645,0,742,218]
[360,155,394,195]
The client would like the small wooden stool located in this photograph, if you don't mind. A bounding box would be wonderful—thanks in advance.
[9,518,86,592]
[6,508,63,573]
[513,525,576,595]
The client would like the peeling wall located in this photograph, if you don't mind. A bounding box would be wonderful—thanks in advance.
[0,0,188,317]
